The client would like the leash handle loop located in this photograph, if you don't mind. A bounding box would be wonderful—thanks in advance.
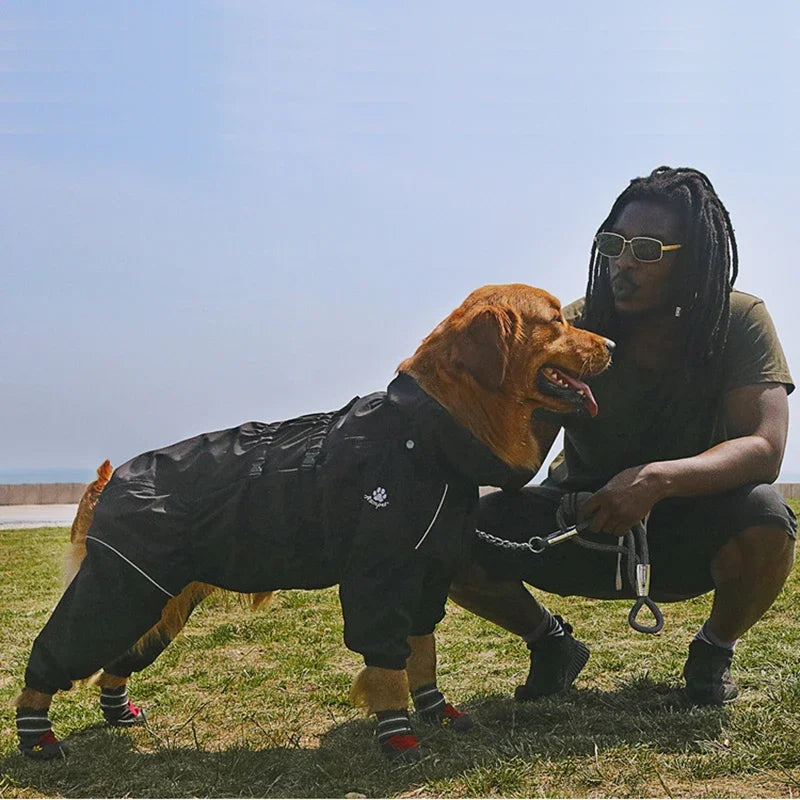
[628,595,664,634]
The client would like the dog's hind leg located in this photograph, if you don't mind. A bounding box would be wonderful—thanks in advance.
[96,587,273,726]
[15,543,174,760]
[94,581,217,725]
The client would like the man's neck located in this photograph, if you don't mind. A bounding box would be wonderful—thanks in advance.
[616,307,685,368]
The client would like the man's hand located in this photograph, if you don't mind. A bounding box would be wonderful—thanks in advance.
[581,464,664,535]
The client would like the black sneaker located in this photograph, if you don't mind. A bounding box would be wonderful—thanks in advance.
[514,616,590,702]
[683,639,738,705]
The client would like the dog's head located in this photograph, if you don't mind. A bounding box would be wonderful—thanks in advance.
[398,283,614,469]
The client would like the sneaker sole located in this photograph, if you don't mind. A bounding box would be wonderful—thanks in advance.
[686,688,739,706]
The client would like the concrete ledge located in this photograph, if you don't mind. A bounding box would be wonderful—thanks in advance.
[0,504,78,529]
[2,482,799,505]
[0,483,87,505]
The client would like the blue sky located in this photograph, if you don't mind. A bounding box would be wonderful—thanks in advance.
[3,1,799,482]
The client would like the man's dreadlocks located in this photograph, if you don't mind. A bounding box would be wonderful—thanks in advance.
[582,166,738,392]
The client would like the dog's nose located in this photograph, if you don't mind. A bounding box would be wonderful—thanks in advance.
[604,338,616,355]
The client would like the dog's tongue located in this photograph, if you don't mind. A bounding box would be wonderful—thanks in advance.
[558,370,599,417]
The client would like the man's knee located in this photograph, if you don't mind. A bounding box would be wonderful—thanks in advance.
[728,483,797,537]
[711,523,795,585]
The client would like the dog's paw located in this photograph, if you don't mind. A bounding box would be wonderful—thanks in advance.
[100,687,148,727]
[420,702,473,733]
[18,731,68,761]
[380,733,421,762]
[438,703,473,732]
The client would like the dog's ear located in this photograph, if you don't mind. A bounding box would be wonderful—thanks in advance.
[451,305,517,391]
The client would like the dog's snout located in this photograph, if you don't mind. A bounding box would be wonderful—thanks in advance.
[604,338,616,356]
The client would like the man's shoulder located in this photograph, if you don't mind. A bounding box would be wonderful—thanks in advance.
[729,288,765,316]
[727,289,779,334]
[722,288,793,394]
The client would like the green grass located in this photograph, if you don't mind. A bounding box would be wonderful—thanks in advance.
[1,503,799,798]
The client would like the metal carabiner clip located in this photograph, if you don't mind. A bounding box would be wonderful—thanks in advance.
[527,525,580,554]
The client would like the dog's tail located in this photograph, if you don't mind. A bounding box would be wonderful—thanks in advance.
[63,460,113,586]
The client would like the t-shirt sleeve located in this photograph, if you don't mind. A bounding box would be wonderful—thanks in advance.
[722,297,794,395]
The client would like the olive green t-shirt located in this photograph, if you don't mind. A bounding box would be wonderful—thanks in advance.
[546,290,794,491]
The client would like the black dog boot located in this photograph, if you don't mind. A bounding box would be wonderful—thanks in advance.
[16,708,67,760]
[412,683,473,732]
[515,616,590,701]
[375,710,421,762]
[100,686,148,726]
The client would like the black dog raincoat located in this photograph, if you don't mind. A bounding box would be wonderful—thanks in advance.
[25,373,528,693]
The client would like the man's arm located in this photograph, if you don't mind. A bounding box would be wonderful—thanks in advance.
[582,383,790,534]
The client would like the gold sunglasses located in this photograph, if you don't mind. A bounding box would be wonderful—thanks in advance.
[595,231,682,263]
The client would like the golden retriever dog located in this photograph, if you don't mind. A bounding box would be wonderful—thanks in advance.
[15,284,613,762]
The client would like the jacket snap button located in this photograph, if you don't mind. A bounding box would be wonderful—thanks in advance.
[406,440,415,449]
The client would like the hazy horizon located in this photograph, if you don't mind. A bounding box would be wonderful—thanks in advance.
[4,2,798,488]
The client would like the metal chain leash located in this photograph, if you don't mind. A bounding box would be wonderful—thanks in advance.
[476,525,582,554]
[475,528,550,552]
[475,492,664,634]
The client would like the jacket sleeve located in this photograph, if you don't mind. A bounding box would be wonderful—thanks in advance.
[338,444,454,669]
[407,558,451,637]
[338,548,425,670]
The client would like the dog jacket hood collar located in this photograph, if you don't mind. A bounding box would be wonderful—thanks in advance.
[388,372,531,490]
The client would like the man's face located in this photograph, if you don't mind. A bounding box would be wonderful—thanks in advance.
[606,200,684,316]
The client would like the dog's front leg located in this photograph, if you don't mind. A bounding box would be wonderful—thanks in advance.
[350,666,420,761]
[406,633,437,691]
[407,634,473,732]
[350,665,409,712]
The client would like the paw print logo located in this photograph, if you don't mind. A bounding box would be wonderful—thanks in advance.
[364,486,389,508]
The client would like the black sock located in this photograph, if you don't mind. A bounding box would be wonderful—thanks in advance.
[522,609,564,646]
[694,621,738,652]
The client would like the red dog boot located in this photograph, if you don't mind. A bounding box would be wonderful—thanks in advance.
[16,709,68,760]
[375,710,421,762]
[412,683,473,732]
[100,687,147,727]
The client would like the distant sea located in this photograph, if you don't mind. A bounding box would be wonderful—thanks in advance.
[0,468,96,485]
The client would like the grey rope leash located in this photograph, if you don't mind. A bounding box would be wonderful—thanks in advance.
[476,492,664,634]
[556,494,662,634]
